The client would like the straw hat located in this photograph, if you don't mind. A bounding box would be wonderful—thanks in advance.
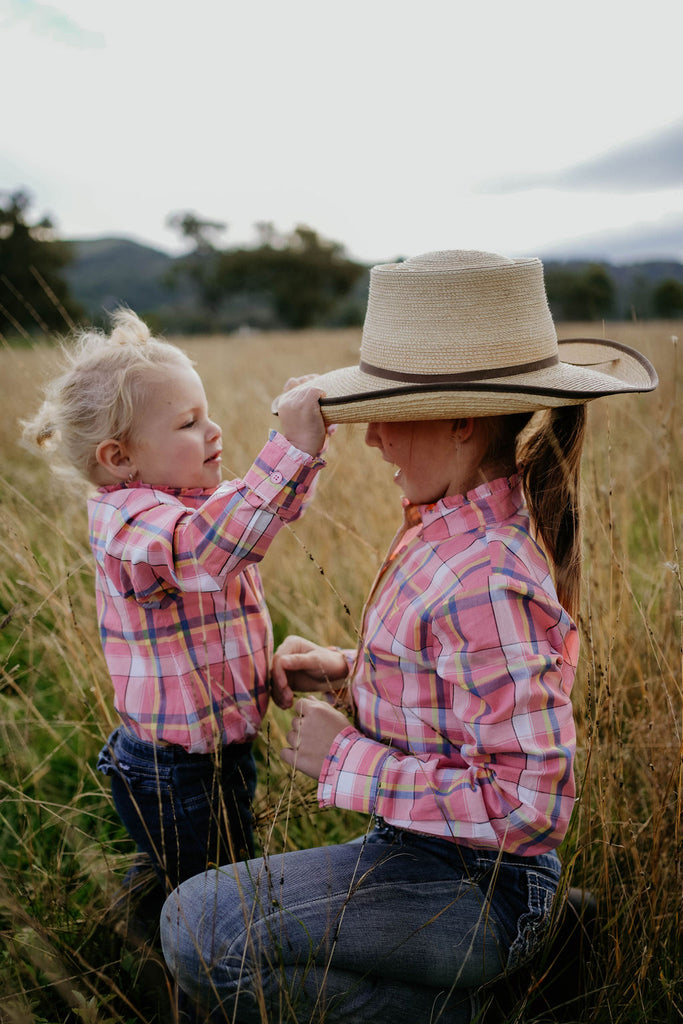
[279,250,657,424]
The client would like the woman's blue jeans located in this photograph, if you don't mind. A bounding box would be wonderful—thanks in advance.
[161,822,561,1024]
[97,726,257,891]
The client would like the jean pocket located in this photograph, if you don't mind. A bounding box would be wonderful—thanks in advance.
[96,727,121,777]
[506,870,558,972]
[96,727,172,790]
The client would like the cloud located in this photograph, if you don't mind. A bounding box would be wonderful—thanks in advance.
[540,212,683,263]
[484,119,683,194]
[2,0,104,47]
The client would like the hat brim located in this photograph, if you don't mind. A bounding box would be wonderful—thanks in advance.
[276,337,657,424]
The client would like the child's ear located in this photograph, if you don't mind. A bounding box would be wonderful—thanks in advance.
[95,438,135,481]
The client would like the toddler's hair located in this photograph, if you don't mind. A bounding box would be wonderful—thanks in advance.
[22,308,193,486]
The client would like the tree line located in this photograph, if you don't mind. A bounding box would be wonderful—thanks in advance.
[543,262,683,321]
[2,189,683,338]
[165,212,367,332]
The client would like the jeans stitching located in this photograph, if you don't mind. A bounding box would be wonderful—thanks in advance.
[505,871,557,971]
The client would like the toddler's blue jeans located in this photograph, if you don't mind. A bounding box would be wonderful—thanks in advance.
[160,821,561,1023]
[97,726,257,891]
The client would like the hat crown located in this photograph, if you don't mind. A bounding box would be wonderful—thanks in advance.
[390,249,516,272]
[361,249,558,376]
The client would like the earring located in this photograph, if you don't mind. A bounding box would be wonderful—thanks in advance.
[127,471,135,482]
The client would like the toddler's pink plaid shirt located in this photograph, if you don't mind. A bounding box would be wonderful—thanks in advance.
[319,475,578,855]
[88,431,324,753]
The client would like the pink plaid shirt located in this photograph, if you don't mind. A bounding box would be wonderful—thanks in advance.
[88,431,324,753]
[319,475,578,855]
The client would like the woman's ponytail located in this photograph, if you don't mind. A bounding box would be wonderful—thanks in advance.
[517,405,587,620]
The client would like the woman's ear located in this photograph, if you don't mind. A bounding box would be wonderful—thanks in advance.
[95,438,134,482]
[453,417,475,442]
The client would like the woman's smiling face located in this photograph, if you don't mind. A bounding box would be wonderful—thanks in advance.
[364,419,470,505]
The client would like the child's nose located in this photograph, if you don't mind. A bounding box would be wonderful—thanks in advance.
[207,419,221,441]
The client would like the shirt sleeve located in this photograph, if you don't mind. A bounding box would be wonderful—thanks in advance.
[95,431,324,603]
[318,574,577,854]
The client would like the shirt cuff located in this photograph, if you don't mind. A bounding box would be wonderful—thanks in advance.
[318,725,393,815]
[242,430,325,519]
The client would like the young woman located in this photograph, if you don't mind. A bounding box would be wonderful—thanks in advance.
[161,250,657,1023]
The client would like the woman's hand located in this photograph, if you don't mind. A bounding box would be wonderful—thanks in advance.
[280,697,349,780]
[271,635,348,709]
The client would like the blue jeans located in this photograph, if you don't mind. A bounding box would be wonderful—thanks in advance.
[161,822,561,1024]
[97,726,257,891]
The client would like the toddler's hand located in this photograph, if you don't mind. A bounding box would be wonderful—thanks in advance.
[281,374,320,393]
[271,635,348,709]
[276,384,327,457]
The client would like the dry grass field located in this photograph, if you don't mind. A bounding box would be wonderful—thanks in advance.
[0,322,681,1022]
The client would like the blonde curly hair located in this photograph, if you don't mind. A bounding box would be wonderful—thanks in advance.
[22,308,193,485]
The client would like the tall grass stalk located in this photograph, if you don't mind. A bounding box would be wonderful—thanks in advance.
[0,323,680,1022]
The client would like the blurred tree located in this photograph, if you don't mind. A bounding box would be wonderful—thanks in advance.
[254,221,284,248]
[166,210,227,253]
[213,225,365,328]
[166,216,366,330]
[572,263,615,319]
[0,189,83,337]
[621,272,653,321]
[545,263,615,320]
[652,278,683,318]
[543,266,573,320]
[165,210,228,320]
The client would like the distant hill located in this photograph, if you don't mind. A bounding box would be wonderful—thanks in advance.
[63,237,188,322]
[544,257,683,287]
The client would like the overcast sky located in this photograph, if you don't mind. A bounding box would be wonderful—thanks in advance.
[3,0,683,264]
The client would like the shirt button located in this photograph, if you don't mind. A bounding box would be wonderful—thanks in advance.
[270,470,284,484]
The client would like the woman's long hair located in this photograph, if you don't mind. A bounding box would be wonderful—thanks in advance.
[483,405,587,620]
[517,405,587,620]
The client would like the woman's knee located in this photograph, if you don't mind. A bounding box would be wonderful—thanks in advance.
[161,869,245,996]
[161,877,207,996]
[162,867,273,1022]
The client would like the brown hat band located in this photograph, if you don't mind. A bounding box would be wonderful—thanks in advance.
[358,353,560,385]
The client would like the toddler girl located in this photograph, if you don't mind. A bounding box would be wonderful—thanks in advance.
[23,308,328,897]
